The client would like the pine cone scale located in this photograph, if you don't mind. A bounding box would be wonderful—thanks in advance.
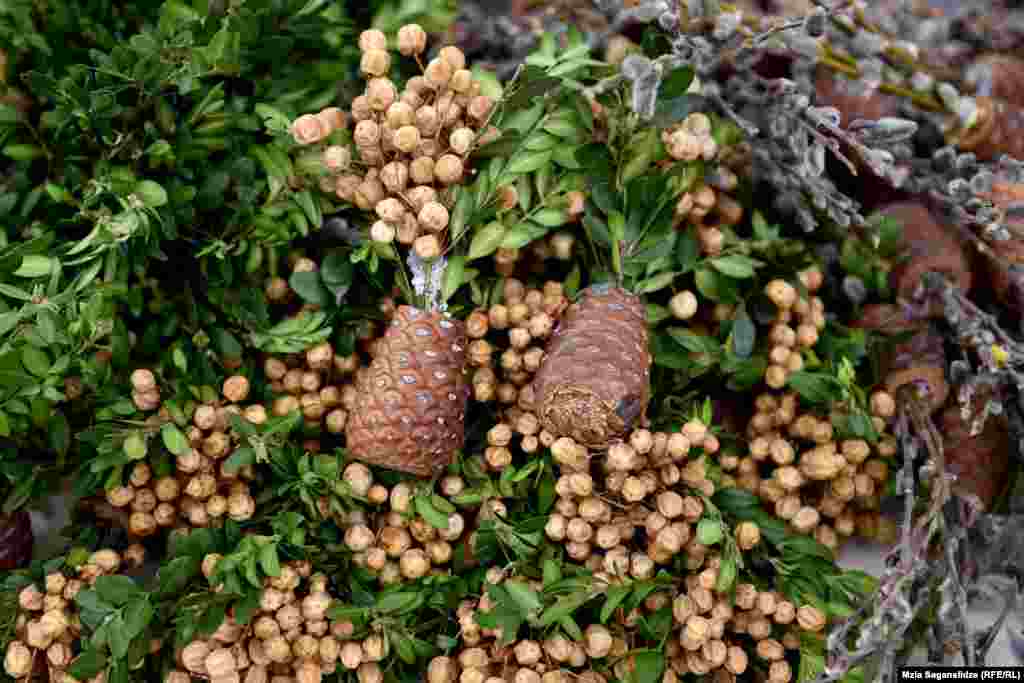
[346,306,468,477]
[533,285,651,449]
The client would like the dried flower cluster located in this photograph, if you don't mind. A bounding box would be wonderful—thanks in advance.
[101,376,259,537]
[168,558,371,683]
[735,390,899,549]
[335,470,470,585]
[544,419,721,569]
[436,569,828,683]
[265,341,361,439]
[467,278,571,451]
[294,26,497,261]
[4,548,147,681]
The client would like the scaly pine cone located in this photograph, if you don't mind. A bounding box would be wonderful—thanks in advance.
[532,284,651,450]
[345,306,469,477]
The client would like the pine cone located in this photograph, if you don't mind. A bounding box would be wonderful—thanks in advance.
[0,510,33,570]
[345,306,468,477]
[814,68,900,126]
[533,284,651,450]
[878,201,973,303]
[949,95,1024,161]
[940,389,1010,510]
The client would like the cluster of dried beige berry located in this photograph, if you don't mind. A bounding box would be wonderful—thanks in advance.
[292,26,496,261]
[436,569,826,683]
[728,389,899,548]
[264,340,362,443]
[665,114,746,257]
[759,269,827,390]
[169,558,382,683]
[335,465,472,585]
[542,420,722,570]
[465,278,574,465]
[4,548,148,682]
[102,376,259,537]
[130,368,162,412]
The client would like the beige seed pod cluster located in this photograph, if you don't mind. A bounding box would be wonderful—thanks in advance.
[264,339,363,440]
[759,269,827,390]
[433,571,826,683]
[465,278,572,458]
[732,387,899,549]
[4,547,148,682]
[169,559,364,683]
[544,420,720,572]
[102,380,260,538]
[131,367,162,412]
[294,27,495,262]
[333,474,472,586]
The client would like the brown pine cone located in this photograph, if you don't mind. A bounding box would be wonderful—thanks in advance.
[939,390,1010,510]
[877,202,973,303]
[814,67,900,126]
[0,510,33,570]
[949,96,1024,162]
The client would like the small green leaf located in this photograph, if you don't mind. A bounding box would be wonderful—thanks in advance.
[67,649,107,680]
[632,650,665,683]
[709,255,762,279]
[731,309,756,359]
[786,371,842,404]
[123,432,147,460]
[696,518,723,545]
[135,180,168,207]
[95,575,142,607]
[506,150,553,175]
[21,346,50,377]
[500,222,549,249]
[634,271,676,295]
[258,543,281,577]
[415,496,450,530]
[675,232,700,273]
[160,423,190,456]
[289,271,331,307]
[14,255,52,278]
[467,221,506,261]
[532,207,567,227]
[504,581,543,613]
[715,556,737,593]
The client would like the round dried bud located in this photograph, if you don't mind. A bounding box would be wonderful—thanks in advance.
[291,114,326,146]
[366,78,397,112]
[468,96,493,121]
[354,120,381,149]
[407,158,435,187]
[450,69,473,94]
[736,521,761,550]
[323,145,352,172]
[724,646,748,675]
[358,29,387,52]
[5,641,32,678]
[424,58,453,89]
[388,125,419,155]
[670,290,698,320]
[414,105,440,137]
[378,162,409,195]
[221,375,250,403]
[360,48,390,77]
[418,202,449,233]
[438,45,466,71]
[131,368,157,392]
[796,605,826,631]
[369,220,396,244]
[449,128,475,156]
[433,154,463,186]
[397,24,427,56]
[869,390,895,418]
